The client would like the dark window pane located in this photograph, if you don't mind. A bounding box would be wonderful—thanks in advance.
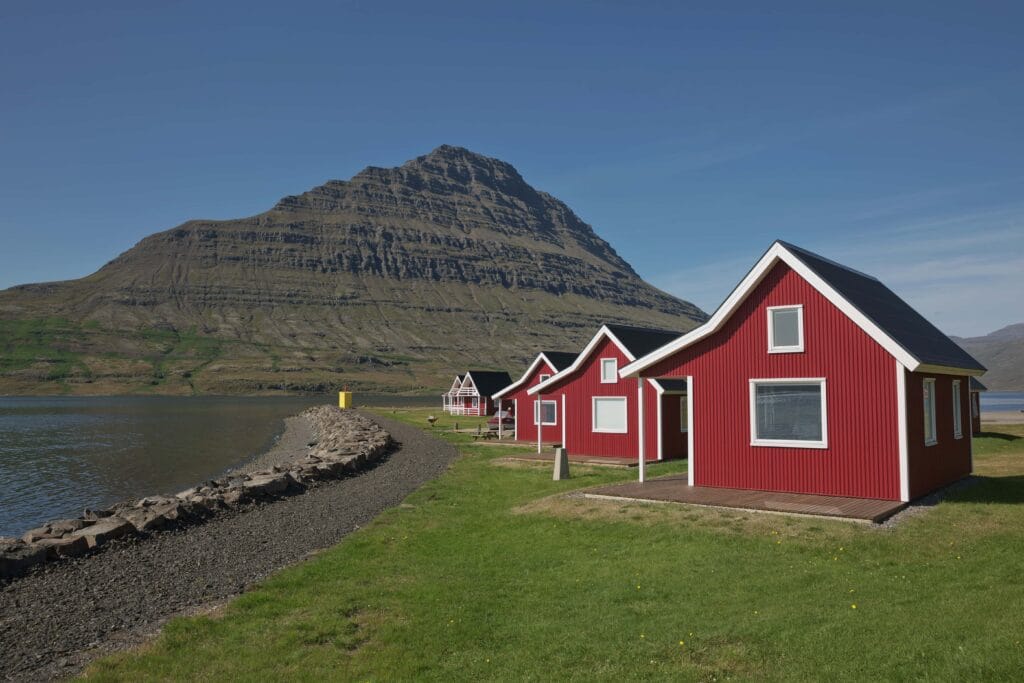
[755,383,822,441]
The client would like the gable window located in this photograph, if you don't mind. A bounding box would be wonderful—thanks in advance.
[539,374,551,383]
[767,305,804,353]
[534,399,557,426]
[679,394,689,433]
[923,378,937,446]
[749,379,827,448]
[600,358,618,383]
[593,396,627,433]
[952,380,963,439]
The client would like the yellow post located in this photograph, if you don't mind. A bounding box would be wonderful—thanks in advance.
[338,391,353,409]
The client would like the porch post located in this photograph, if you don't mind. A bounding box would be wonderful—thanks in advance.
[637,377,646,483]
[498,398,503,440]
[537,394,543,454]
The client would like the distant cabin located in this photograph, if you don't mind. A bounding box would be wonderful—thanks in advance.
[622,241,986,502]
[526,325,688,461]
[969,377,987,436]
[442,370,512,416]
[490,351,579,443]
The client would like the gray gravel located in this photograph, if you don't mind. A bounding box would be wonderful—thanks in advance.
[0,411,458,681]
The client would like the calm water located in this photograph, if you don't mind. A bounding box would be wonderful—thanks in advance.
[0,394,432,537]
[981,391,1024,413]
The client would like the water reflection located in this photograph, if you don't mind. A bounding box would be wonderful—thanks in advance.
[0,395,431,536]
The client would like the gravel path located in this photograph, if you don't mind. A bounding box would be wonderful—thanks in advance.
[0,411,458,681]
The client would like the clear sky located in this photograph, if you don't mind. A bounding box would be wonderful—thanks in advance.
[1,1,1022,337]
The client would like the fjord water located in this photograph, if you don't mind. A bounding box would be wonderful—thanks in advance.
[0,396,328,537]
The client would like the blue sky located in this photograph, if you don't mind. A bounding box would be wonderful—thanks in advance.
[1,1,1022,337]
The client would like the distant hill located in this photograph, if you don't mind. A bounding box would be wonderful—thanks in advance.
[954,323,1024,391]
[0,145,706,395]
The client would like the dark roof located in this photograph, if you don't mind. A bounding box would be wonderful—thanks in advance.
[656,379,688,393]
[605,324,683,359]
[778,241,986,372]
[541,351,579,371]
[970,377,987,392]
[465,370,513,396]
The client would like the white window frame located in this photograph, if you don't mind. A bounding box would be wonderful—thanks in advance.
[679,394,689,433]
[592,396,628,433]
[749,378,828,449]
[952,380,962,440]
[600,358,618,383]
[767,305,805,354]
[923,378,937,446]
[533,399,557,426]
[539,373,551,383]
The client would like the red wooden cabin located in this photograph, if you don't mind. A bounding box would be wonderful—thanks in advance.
[444,370,512,416]
[621,241,986,502]
[491,351,579,443]
[527,325,688,462]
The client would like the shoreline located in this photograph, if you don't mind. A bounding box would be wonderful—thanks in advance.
[980,411,1024,425]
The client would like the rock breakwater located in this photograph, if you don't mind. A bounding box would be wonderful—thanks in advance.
[0,406,391,581]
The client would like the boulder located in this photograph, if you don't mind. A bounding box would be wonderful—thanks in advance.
[83,507,114,521]
[241,472,293,497]
[33,535,90,559]
[68,517,135,549]
[0,540,48,579]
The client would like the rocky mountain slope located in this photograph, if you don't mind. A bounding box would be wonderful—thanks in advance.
[0,146,706,395]
[955,323,1024,391]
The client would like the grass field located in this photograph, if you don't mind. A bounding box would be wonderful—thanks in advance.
[85,413,1024,681]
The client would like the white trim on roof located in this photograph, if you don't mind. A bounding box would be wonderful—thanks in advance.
[527,326,636,396]
[619,241,975,378]
[491,353,557,400]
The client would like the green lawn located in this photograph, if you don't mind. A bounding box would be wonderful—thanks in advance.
[85,415,1024,681]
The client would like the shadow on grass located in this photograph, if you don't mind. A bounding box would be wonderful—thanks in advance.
[977,431,1022,441]
[943,475,1024,506]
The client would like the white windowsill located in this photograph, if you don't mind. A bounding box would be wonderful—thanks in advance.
[924,438,937,447]
[751,438,828,449]
[767,346,805,354]
[593,428,628,434]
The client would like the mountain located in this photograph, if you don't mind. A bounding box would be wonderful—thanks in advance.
[954,323,1024,391]
[0,146,706,395]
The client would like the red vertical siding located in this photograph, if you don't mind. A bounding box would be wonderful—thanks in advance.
[646,263,901,500]
[504,360,561,443]
[543,336,660,460]
[905,371,972,498]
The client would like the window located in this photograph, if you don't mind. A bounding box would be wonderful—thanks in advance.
[923,378,937,446]
[952,380,962,439]
[539,374,551,383]
[679,394,689,433]
[600,358,618,383]
[592,396,627,433]
[749,379,827,448]
[767,305,804,353]
[534,400,557,426]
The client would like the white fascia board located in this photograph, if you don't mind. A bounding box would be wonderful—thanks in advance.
[492,354,551,400]
[528,326,635,396]
[621,241,932,378]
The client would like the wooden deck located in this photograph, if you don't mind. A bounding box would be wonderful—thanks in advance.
[499,451,663,468]
[586,475,905,523]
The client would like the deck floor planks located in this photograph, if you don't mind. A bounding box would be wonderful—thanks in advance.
[586,475,905,522]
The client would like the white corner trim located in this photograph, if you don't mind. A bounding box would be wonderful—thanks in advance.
[620,242,930,378]
[766,304,805,354]
[652,378,664,461]
[637,378,645,482]
[896,361,910,502]
[748,378,829,449]
[561,394,567,448]
[687,375,694,487]
[529,326,635,396]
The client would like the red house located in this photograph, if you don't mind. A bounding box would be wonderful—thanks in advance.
[491,351,579,443]
[621,241,986,502]
[527,325,688,462]
[442,370,512,416]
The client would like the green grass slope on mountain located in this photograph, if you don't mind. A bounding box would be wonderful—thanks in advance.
[955,323,1024,391]
[0,146,706,395]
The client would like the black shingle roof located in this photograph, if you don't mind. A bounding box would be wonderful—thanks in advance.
[466,370,513,396]
[541,351,579,371]
[970,377,988,392]
[605,324,683,359]
[779,241,985,372]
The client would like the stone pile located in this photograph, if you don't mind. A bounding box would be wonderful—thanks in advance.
[0,406,391,581]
